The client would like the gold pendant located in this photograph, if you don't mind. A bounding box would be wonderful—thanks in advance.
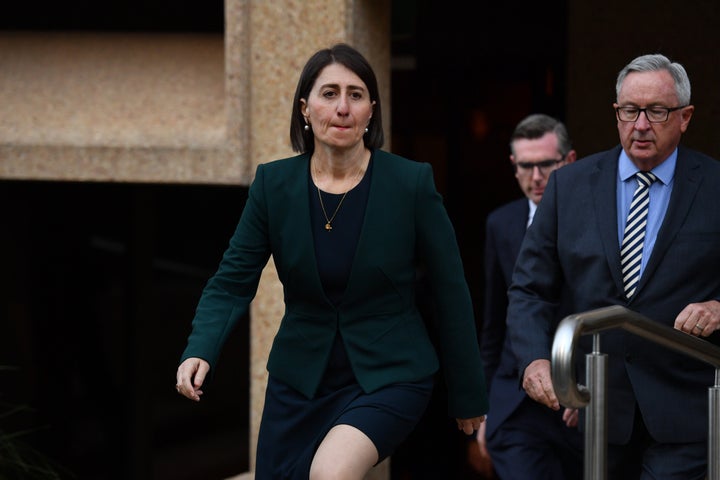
[325,223,332,231]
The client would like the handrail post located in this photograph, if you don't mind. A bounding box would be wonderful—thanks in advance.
[552,306,720,479]
[585,334,607,480]
[709,369,720,480]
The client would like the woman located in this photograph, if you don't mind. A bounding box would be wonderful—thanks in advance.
[175,43,488,480]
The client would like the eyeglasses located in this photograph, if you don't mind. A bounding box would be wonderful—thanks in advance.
[514,157,565,177]
[615,105,687,123]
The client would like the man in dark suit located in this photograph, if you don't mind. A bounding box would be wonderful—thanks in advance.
[477,114,581,480]
[508,53,720,479]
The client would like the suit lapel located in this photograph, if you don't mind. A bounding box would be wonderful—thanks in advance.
[278,154,328,302]
[509,200,529,260]
[639,148,703,292]
[590,147,625,294]
[344,151,384,301]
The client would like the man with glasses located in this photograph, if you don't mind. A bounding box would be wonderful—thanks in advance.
[476,114,580,479]
[508,54,720,479]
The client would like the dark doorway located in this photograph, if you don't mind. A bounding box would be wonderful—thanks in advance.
[0,181,250,479]
[390,2,567,479]
[391,0,567,321]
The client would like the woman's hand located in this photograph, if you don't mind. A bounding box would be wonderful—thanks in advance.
[175,357,210,402]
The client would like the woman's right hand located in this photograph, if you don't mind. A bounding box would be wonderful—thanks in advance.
[175,357,210,402]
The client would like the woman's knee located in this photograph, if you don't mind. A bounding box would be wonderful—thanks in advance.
[309,425,378,480]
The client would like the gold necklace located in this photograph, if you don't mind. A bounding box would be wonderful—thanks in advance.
[317,187,349,231]
[314,162,364,231]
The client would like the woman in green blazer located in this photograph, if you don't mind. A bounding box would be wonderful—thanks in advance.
[175,43,488,480]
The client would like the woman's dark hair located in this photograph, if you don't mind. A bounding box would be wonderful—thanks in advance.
[290,43,384,153]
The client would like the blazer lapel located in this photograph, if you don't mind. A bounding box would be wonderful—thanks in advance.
[278,154,329,303]
[639,148,702,292]
[509,201,529,259]
[343,152,385,301]
[590,147,625,294]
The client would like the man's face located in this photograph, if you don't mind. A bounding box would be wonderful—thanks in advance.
[614,70,693,170]
[511,132,572,205]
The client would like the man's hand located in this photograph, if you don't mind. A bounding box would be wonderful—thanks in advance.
[562,407,579,427]
[674,300,720,337]
[522,359,559,410]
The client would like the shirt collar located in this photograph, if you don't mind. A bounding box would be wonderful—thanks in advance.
[527,198,537,227]
[618,148,677,186]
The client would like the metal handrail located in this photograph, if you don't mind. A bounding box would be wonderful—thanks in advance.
[551,305,720,480]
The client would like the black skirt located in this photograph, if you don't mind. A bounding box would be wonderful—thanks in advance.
[255,335,434,480]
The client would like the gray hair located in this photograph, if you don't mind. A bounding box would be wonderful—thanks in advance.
[616,54,691,105]
[510,113,573,157]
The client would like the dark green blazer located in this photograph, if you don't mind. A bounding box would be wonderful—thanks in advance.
[181,149,488,418]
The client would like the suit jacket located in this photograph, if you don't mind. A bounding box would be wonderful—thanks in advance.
[508,144,720,444]
[480,197,528,436]
[181,149,488,419]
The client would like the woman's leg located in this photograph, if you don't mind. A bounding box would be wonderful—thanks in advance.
[310,424,379,480]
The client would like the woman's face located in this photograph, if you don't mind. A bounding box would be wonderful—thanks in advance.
[301,63,375,151]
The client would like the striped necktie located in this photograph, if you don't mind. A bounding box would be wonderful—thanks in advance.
[620,171,657,299]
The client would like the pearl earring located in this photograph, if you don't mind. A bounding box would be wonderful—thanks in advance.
[304,124,310,132]
[364,127,369,134]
